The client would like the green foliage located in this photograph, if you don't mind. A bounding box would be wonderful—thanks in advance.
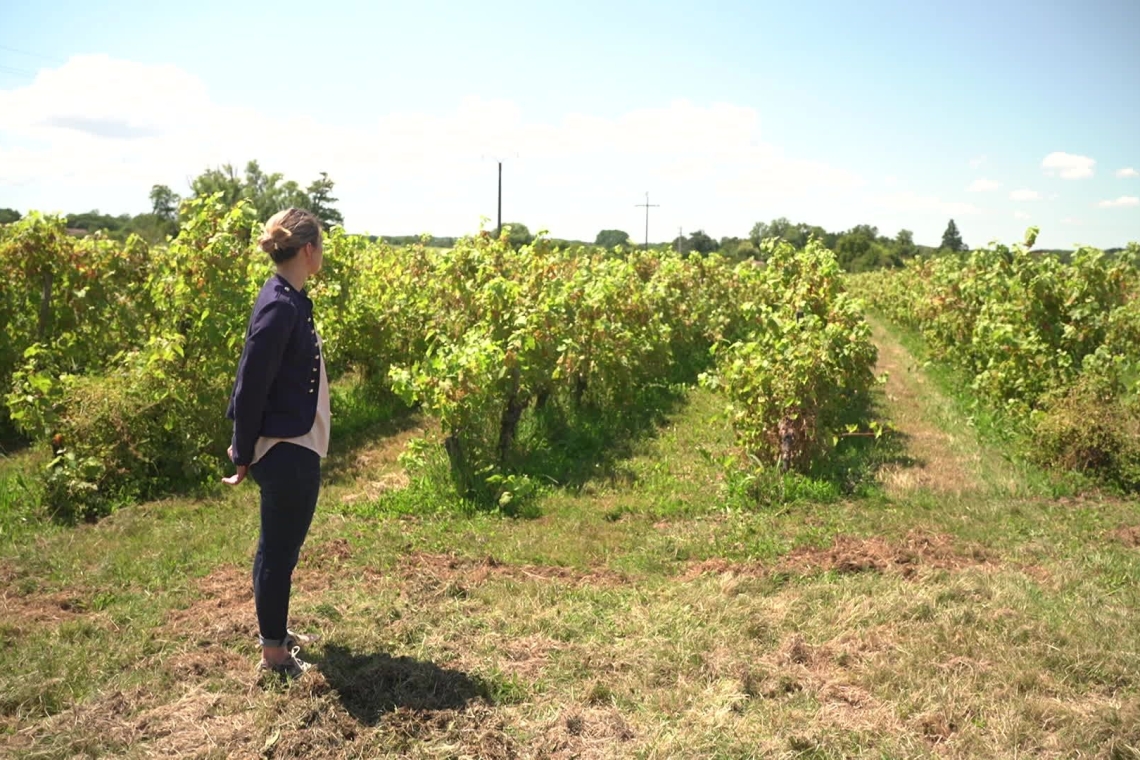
[749,217,923,272]
[0,213,154,437]
[749,217,813,250]
[895,229,918,259]
[189,160,342,225]
[0,208,23,225]
[148,184,180,224]
[835,224,898,272]
[1030,373,1140,490]
[594,229,630,249]
[853,234,1140,488]
[5,200,882,518]
[6,197,260,517]
[675,229,719,255]
[189,163,242,209]
[940,218,965,252]
[501,222,532,248]
[701,239,878,474]
[307,172,345,229]
[714,237,760,261]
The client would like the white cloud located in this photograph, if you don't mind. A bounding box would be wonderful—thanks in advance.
[1041,151,1095,179]
[1098,196,1140,208]
[1117,167,1139,178]
[969,156,986,169]
[967,178,1001,192]
[0,54,873,239]
[1013,211,1031,220]
[1010,189,1042,201]
[1062,217,1082,225]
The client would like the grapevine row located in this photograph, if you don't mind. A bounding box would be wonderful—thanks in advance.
[1,200,878,516]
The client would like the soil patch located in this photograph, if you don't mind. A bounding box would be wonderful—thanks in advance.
[683,531,993,581]
[372,704,518,759]
[780,530,992,578]
[533,706,636,758]
[163,563,255,645]
[1110,525,1140,548]
[0,585,92,628]
[397,553,629,598]
[738,631,909,738]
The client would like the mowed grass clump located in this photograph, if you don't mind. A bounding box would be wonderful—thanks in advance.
[3,330,1140,758]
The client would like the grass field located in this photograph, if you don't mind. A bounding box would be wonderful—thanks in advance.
[2,323,1139,758]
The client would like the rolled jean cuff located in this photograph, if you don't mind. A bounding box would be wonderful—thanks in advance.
[259,633,287,648]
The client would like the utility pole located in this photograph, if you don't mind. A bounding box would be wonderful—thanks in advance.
[483,153,518,238]
[677,227,683,255]
[635,191,659,250]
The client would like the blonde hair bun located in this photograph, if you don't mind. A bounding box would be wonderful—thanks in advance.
[257,208,322,262]
[258,224,295,254]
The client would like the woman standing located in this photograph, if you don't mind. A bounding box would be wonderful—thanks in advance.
[224,207,330,679]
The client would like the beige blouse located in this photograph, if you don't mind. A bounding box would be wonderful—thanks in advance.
[251,331,330,465]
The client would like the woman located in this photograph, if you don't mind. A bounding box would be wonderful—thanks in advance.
[224,207,330,679]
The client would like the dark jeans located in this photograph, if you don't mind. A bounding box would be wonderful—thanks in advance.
[249,442,321,648]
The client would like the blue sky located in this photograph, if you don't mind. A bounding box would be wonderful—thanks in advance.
[2,0,1138,248]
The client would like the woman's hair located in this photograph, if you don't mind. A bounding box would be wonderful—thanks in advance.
[258,208,322,263]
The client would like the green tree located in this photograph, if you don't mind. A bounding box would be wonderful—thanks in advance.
[751,217,810,249]
[749,221,770,248]
[503,222,531,248]
[595,229,630,248]
[241,160,287,221]
[187,161,341,226]
[718,236,751,258]
[732,239,759,259]
[278,180,311,212]
[66,210,130,235]
[895,229,918,260]
[769,218,807,249]
[805,225,836,249]
[125,212,170,244]
[685,229,719,255]
[306,172,344,228]
[149,185,180,223]
[941,219,965,252]
[190,164,243,209]
[0,208,22,225]
[835,224,898,272]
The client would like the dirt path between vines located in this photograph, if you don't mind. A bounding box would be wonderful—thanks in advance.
[868,318,988,497]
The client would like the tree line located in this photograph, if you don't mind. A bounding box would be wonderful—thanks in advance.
[0,161,345,245]
[5,170,1116,271]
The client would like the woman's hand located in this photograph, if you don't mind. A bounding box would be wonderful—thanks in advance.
[223,445,248,486]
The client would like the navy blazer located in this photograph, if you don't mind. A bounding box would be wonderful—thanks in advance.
[226,274,322,466]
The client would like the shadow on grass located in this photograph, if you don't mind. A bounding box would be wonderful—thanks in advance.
[319,645,494,725]
[320,375,424,486]
[811,390,915,495]
[510,384,689,492]
[0,417,29,458]
[375,384,693,518]
[746,389,917,504]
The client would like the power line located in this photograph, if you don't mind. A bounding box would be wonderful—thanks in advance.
[634,191,659,250]
[0,64,37,77]
[0,44,65,64]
